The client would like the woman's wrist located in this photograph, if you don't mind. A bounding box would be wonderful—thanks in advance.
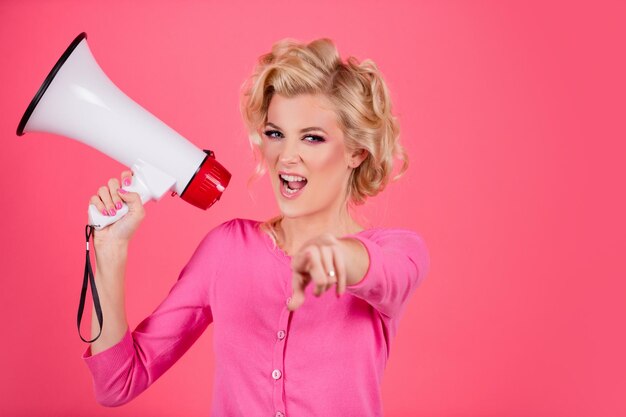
[94,239,129,263]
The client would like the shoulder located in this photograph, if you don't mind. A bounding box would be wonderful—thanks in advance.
[214,217,263,235]
[361,226,427,248]
[196,217,263,248]
[186,218,264,267]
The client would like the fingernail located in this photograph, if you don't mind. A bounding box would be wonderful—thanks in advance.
[102,209,108,216]
[118,188,127,194]
[109,208,116,216]
[115,202,123,210]
[123,178,131,186]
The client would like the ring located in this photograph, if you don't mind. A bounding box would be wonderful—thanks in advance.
[328,269,336,278]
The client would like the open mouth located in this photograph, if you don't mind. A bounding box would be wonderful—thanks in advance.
[279,174,308,195]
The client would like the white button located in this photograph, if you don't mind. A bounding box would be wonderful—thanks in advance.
[275,412,285,417]
[272,369,282,380]
[285,297,291,306]
[277,330,286,340]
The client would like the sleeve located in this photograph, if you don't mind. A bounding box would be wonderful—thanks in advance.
[344,229,430,319]
[81,220,232,407]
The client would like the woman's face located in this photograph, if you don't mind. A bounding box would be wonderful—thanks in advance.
[260,93,363,220]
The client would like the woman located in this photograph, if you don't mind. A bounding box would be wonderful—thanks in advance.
[83,37,430,417]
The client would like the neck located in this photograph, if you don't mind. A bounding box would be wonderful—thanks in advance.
[275,205,363,256]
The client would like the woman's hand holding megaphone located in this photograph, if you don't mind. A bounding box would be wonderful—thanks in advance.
[85,170,143,353]
[89,170,146,246]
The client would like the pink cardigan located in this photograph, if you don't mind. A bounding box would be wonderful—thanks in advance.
[83,218,430,416]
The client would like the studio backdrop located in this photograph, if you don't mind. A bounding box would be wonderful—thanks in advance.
[1,1,624,416]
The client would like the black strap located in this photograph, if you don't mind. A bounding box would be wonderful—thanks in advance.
[77,225,103,343]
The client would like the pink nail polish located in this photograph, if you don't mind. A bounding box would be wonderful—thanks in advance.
[102,209,108,216]
[109,208,116,216]
[115,202,123,210]
[123,178,131,186]
[118,188,127,194]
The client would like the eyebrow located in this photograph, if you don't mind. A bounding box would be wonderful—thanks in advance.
[265,122,328,135]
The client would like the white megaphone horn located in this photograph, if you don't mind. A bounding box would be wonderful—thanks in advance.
[17,32,231,230]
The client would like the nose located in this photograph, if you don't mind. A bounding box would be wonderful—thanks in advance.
[279,137,301,165]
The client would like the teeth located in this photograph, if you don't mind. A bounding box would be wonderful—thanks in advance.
[280,174,306,182]
[283,182,299,194]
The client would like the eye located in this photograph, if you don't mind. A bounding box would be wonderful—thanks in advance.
[263,130,283,139]
[263,130,326,143]
[303,135,326,143]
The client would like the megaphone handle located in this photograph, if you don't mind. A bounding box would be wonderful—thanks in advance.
[87,175,151,230]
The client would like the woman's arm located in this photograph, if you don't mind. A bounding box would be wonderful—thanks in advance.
[287,229,430,318]
[90,241,130,355]
[87,171,144,354]
[82,219,229,407]
[342,230,430,318]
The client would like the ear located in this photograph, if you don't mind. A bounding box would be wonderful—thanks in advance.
[348,149,368,168]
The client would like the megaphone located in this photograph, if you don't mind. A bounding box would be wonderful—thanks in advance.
[17,32,231,229]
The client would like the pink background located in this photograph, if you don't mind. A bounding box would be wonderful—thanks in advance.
[1,1,624,416]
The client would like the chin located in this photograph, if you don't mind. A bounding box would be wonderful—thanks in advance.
[274,194,313,219]
[277,202,308,219]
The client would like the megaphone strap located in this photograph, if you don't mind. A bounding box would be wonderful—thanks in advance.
[77,225,103,343]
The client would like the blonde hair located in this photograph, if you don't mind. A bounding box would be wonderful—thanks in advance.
[239,38,408,246]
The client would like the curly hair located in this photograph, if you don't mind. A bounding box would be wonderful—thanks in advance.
[239,38,408,245]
